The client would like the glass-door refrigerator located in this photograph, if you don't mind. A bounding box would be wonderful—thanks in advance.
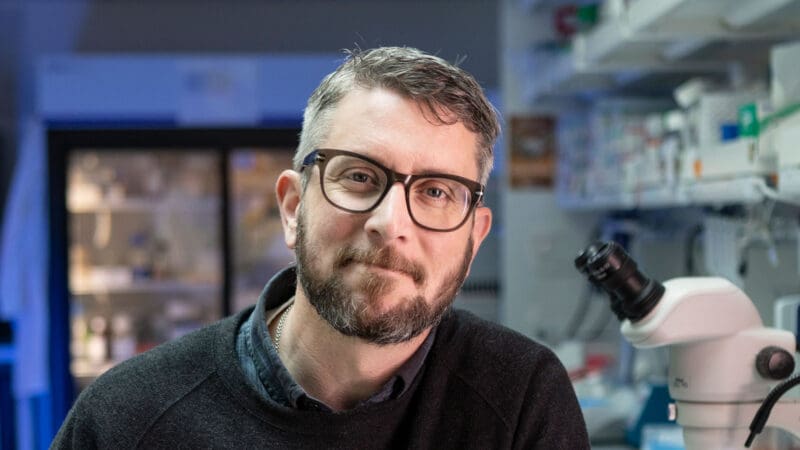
[48,128,298,420]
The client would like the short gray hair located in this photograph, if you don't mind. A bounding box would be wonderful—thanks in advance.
[295,47,500,185]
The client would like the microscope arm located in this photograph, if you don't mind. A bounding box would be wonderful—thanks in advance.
[676,400,800,449]
[619,276,799,448]
[621,277,763,348]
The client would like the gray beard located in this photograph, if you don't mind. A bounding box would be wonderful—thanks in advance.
[295,210,473,345]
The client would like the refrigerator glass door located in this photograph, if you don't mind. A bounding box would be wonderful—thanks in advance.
[67,150,223,389]
[229,148,296,313]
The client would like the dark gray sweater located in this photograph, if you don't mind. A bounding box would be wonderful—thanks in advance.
[51,307,589,449]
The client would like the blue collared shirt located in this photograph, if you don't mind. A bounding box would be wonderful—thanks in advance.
[235,267,436,411]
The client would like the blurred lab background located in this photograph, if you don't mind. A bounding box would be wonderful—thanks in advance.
[2,1,800,449]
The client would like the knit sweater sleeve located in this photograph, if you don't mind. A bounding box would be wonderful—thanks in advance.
[50,316,235,449]
[50,393,100,450]
[512,349,590,449]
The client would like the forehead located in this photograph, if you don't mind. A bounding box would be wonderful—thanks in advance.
[321,87,480,180]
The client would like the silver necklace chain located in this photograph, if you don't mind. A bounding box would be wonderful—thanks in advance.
[273,304,293,351]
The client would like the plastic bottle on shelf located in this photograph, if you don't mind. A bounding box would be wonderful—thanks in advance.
[70,307,88,361]
[111,314,137,363]
[86,316,109,366]
[69,244,92,292]
[129,231,153,280]
[144,163,164,200]
[151,237,171,280]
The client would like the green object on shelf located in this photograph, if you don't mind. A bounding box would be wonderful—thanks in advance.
[738,103,760,137]
[576,4,599,27]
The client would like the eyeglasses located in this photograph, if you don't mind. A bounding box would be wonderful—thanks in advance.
[300,149,484,232]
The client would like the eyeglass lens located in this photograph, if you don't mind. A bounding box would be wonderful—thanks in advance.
[322,153,473,230]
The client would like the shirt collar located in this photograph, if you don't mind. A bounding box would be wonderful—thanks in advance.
[246,266,436,411]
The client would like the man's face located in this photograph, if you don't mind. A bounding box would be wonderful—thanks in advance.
[287,87,492,345]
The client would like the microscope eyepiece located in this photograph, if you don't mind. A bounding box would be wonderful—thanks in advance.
[574,241,664,322]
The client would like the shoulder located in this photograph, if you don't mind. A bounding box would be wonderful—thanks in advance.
[434,308,561,378]
[55,312,245,447]
[427,309,588,444]
[97,312,240,387]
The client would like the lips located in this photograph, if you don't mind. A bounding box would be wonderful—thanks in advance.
[362,262,407,277]
[336,247,425,285]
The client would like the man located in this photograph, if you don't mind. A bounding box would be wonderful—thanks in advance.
[52,47,589,449]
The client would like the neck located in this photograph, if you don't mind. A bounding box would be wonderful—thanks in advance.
[275,289,430,411]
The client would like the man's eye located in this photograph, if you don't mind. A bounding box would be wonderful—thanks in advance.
[334,168,382,191]
[425,187,445,199]
[416,182,456,204]
[348,172,372,183]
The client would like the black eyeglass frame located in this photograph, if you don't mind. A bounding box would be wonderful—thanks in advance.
[300,148,485,232]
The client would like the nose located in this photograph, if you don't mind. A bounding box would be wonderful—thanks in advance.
[364,182,414,242]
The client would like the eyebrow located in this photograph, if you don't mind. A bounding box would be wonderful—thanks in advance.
[358,151,473,180]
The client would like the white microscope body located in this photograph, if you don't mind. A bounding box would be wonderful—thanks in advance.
[575,241,800,450]
[623,276,800,449]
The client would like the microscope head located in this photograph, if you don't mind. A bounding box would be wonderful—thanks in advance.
[575,241,665,322]
[575,241,764,347]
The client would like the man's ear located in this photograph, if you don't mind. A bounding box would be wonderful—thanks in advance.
[469,206,492,263]
[275,170,302,249]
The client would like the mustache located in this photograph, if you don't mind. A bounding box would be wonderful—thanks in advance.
[335,246,426,286]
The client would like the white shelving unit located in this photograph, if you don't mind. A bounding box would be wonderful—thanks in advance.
[685,176,767,206]
[636,185,688,209]
[527,0,800,101]
[510,0,800,210]
[558,177,769,211]
[580,0,799,64]
[557,108,800,210]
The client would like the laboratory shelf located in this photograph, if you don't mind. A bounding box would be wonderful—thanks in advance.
[690,138,771,181]
[559,191,633,211]
[71,279,219,296]
[68,197,219,214]
[525,52,612,101]
[526,0,800,100]
[635,186,688,209]
[71,359,116,380]
[582,0,800,65]
[684,176,766,206]
[558,134,774,211]
[560,176,768,211]
[525,49,720,100]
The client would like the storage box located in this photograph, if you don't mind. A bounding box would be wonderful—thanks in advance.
[771,40,800,111]
[694,90,765,148]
